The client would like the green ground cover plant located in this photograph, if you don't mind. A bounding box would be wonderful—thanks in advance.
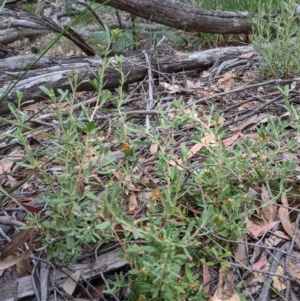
[1,0,300,300]
[4,78,299,300]
[253,0,300,77]
[187,0,281,12]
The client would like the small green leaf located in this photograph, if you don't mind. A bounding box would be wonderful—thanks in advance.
[220,261,232,268]
[95,220,110,230]
[85,121,96,133]
[39,85,53,98]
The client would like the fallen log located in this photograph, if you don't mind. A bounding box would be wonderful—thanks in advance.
[0,8,95,56]
[95,0,254,34]
[0,248,127,301]
[0,45,256,114]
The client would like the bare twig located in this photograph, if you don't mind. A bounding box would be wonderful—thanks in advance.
[143,50,155,131]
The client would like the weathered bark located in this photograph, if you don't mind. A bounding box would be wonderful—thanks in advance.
[0,248,127,301]
[0,8,48,44]
[0,45,255,114]
[0,8,95,56]
[0,0,255,55]
[96,0,253,34]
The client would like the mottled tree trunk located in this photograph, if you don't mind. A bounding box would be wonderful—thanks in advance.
[95,0,253,34]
